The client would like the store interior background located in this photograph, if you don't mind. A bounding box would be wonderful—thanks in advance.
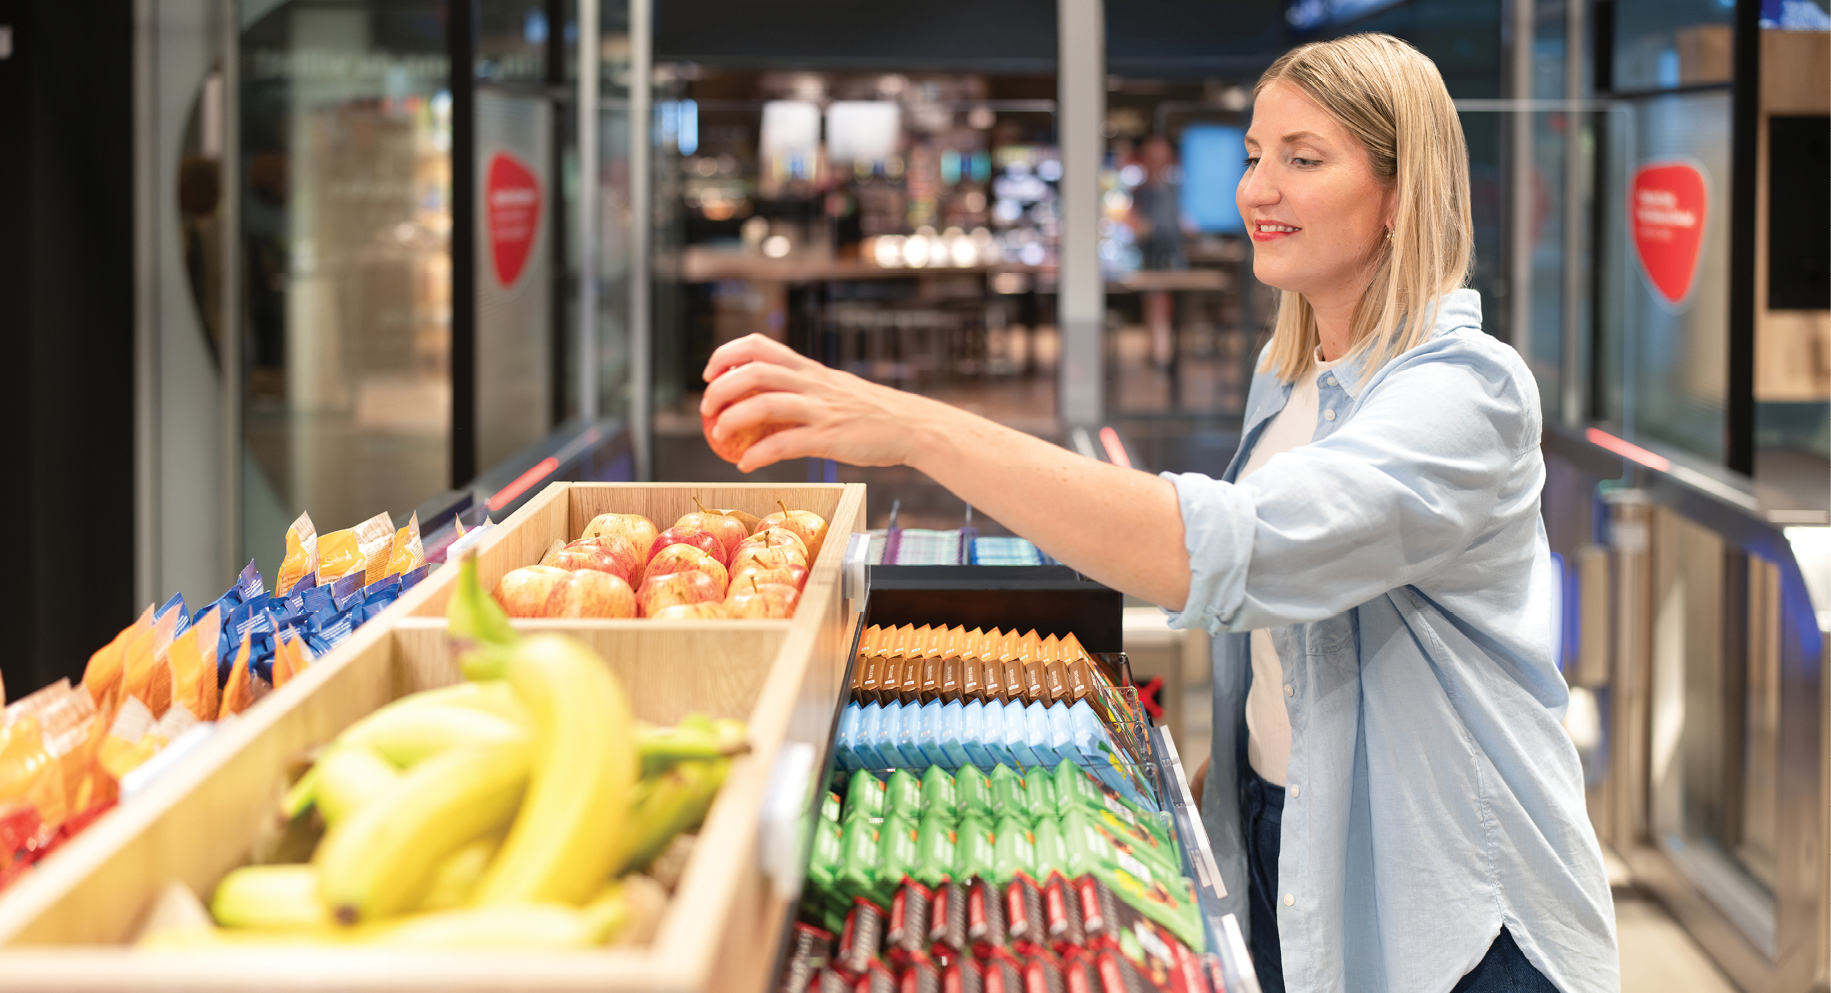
[0,0,1826,988]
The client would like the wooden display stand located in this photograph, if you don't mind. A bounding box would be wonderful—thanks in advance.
[0,483,866,992]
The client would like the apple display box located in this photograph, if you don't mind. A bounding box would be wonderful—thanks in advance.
[0,482,868,993]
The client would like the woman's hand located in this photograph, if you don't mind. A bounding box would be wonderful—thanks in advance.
[699,334,952,473]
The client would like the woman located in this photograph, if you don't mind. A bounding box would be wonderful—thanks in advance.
[702,34,1616,993]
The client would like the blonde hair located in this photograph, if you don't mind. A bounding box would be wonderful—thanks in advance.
[1253,33,1473,382]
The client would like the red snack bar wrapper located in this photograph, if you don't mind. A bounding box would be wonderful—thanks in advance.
[928,877,968,959]
[1059,949,1098,993]
[1043,875,1086,954]
[1076,876,1205,993]
[981,948,1026,993]
[811,968,854,993]
[1005,872,1048,954]
[900,952,942,993]
[943,957,985,993]
[967,876,1008,957]
[860,959,899,993]
[1092,950,1158,993]
[1019,948,1066,993]
[780,922,837,993]
[888,879,935,965]
[837,896,889,980]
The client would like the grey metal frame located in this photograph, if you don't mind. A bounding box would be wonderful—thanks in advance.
[1055,0,1103,431]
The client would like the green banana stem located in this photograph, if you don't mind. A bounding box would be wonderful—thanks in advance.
[447,552,518,651]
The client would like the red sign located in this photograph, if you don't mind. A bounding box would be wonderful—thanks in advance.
[1629,161,1709,307]
[485,152,541,287]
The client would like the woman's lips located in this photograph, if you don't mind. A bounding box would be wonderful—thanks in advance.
[1250,221,1300,243]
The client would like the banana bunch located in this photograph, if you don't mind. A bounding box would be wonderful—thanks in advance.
[159,554,746,951]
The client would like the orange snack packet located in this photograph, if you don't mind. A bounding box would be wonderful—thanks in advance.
[382,512,425,584]
[96,697,157,787]
[217,632,254,719]
[79,605,153,713]
[272,633,298,689]
[165,609,221,722]
[0,713,67,831]
[275,512,318,596]
[319,512,395,588]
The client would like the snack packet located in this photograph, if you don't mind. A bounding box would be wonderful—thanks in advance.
[79,605,153,716]
[96,696,158,783]
[164,608,221,723]
[383,512,425,583]
[275,512,318,596]
[217,632,254,719]
[317,512,395,596]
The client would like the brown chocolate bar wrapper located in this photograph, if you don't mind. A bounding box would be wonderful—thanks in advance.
[836,896,887,979]
[1001,660,1026,703]
[1044,660,1069,704]
[881,658,906,706]
[919,656,942,704]
[901,654,922,702]
[961,656,985,702]
[1023,660,1047,704]
[860,653,884,705]
[886,879,934,964]
[940,656,961,702]
[1066,658,1092,703]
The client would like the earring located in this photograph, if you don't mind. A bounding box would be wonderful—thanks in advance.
[1384,226,1393,241]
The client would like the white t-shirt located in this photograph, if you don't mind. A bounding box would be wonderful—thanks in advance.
[1237,348,1345,787]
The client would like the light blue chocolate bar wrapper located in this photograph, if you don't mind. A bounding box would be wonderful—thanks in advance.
[939,700,972,768]
[918,700,947,767]
[835,702,863,771]
[962,700,997,769]
[1003,700,1042,769]
[1024,701,1060,767]
[1046,702,1080,766]
[855,702,889,769]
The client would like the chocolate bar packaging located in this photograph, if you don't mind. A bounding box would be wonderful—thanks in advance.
[836,896,888,979]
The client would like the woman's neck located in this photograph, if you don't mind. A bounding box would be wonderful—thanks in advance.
[1311,294,1358,362]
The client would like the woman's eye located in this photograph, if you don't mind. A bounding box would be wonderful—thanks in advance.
[1243,156,1259,169]
[1290,156,1319,168]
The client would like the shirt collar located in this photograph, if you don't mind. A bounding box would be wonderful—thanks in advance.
[1330,288,1483,400]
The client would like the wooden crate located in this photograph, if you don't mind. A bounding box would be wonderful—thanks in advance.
[0,483,866,992]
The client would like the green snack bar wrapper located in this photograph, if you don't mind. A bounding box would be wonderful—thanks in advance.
[837,816,884,904]
[1022,769,1057,823]
[1032,816,1069,882]
[845,769,887,823]
[876,811,922,896]
[920,765,957,819]
[955,814,998,882]
[992,815,1037,884]
[956,765,994,819]
[822,791,843,824]
[914,813,958,889]
[1053,760,1169,845]
[885,768,924,822]
[1060,809,1102,879]
[1091,807,1182,876]
[809,820,845,893]
[988,763,1027,819]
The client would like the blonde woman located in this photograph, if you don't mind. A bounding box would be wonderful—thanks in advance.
[702,33,1616,993]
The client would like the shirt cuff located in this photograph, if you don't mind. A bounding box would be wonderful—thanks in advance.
[1159,471,1256,635]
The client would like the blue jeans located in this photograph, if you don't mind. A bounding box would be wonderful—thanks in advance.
[1242,770,1558,993]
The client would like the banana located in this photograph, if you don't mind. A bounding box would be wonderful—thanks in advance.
[335,705,528,768]
[417,832,502,911]
[312,746,402,826]
[366,679,531,727]
[471,634,638,906]
[447,551,519,680]
[315,740,530,924]
[637,719,748,777]
[210,864,331,930]
[621,757,730,874]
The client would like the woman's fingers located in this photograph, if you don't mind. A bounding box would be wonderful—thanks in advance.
[702,333,818,382]
[699,360,811,418]
[711,388,816,440]
[733,425,819,473]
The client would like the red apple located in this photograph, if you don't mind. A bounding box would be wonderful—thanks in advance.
[649,526,729,568]
[730,544,808,580]
[729,563,809,591]
[714,508,764,536]
[724,578,800,619]
[637,570,724,617]
[543,569,637,618]
[493,565,569,618]
[645,543,728,593]
[763,502,828,561]
[737,526,809,562]
[550,535,643,586]
[649,601,729,620]
[701,387,790,464]
[675,498,749,559]
[581,513,659,567]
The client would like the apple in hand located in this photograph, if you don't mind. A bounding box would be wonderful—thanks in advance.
[649,526,729,568]
[645,543,728,593]
[701,380,790,465]
[543,569,637,618]
[730,544,808,580]
[550,535,643,586]
[675,497,751,559]
[637,570,724,617]
[724,577,800,619]
[650,601,729,620]
[493,565,569,618]
[738,526,809,562]
[729,563,809,592]
[581,513,659,566]
[763,502,828,561]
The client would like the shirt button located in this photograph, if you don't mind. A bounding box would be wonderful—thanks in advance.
[1326,376,1338,386]
[1323,408,1336,421]
[1290,784,1300,798]
[1284,893,1295,907]
[1284,684,1294,697]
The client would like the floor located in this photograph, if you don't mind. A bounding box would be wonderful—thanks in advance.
[1616,888,1740,993]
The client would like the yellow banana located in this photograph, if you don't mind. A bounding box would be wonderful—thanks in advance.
[372,679,531,726]
[335,705,528,768]
[315,740,530,924]
[637,719,747,777]
[209,864,331,930]
[312,746,402,826]
[417,833,502,911]
[472,634,638,906]
[622,757,730,874]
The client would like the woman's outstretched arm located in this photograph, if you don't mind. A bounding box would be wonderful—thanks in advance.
[700,334,1193,610]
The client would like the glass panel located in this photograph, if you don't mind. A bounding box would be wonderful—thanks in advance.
[239,0,452,580]
[598,5,634,422]
[1613,0,1735,91]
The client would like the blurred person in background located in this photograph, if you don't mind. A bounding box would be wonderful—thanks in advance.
[702,33,1615,993]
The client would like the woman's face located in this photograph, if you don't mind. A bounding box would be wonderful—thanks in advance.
[1237,81,1394,305]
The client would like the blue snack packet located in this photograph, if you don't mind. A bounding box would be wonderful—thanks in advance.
[918,700,946,767]
[835,703,863,771]
[854,702,889,769]
[301,584,335,617]
[1046,702,1079,766]
[399,563,431,591]
[1024,701,1059,767]
[330,570,366,603]
[896,701,931,767]
[1003,701,1041,769]
[1067,700,1106,771]
[938,700,971,769]
[961,700,996,769]
[881,703,917,768]
[237,560,267,602]
[976,700,1016,768]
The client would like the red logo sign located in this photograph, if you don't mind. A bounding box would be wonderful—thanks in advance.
[485,152,541,287]
[1629,161,1708,307]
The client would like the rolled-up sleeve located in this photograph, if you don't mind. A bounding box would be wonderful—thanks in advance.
[1161,333,1539,635]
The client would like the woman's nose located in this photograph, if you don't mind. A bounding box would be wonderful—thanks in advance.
[1237,163,1277,209]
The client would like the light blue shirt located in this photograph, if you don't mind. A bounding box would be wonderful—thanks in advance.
[1164,290,1617,993]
